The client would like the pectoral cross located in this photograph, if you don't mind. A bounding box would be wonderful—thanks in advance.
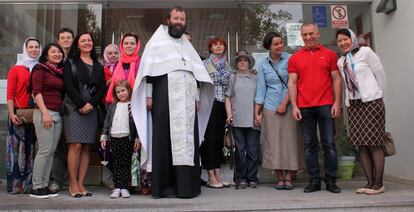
[181,57,186,66]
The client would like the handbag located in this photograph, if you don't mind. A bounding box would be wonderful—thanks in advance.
[15,98,34,123]
[382,132,396,157]
[97,141,112,170]
[224,127,235,148]
[15,108,35,123]
[223,126,235,169]
[131,151,141,187]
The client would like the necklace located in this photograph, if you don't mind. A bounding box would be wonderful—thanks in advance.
[171,37,186,66]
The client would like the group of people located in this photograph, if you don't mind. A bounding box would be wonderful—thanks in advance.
[6,6,389,200]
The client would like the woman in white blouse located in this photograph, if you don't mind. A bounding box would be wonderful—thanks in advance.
[336,28,387,195]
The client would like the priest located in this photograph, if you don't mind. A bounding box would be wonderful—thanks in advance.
[131,6,214,198]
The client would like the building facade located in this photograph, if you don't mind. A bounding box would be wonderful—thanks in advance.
[0,0,412,183]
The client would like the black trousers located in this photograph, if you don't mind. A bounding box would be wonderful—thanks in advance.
[111,136,133,189]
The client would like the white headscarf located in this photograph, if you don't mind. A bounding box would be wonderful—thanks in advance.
[16,37,42,72]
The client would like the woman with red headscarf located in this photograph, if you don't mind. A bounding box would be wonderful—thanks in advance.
[106,33,141,104]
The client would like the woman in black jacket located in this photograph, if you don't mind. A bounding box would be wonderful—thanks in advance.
[63,32,105,198]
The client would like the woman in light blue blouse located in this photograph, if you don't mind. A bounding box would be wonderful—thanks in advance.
[254,32,303,190]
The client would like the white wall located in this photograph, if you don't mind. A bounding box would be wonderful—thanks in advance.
[371,0,414,181]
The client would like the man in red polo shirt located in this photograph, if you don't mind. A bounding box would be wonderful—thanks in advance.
[288,22,342,193]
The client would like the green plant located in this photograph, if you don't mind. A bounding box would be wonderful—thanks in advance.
[336,126,357,156]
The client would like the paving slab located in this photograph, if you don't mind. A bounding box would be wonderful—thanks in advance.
[1,180,414,211]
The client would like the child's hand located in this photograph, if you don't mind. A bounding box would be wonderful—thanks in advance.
[134,138,141,151]
[101,141,107,150]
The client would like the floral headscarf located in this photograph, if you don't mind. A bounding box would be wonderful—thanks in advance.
[103,44,120,73]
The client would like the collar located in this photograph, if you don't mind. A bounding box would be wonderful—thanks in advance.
[267,52,286,64]
[236,72,253,78]
[301,44,323,52]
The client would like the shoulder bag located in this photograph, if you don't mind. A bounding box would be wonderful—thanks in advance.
[15,98,34,124]
[365,56,395,157]
[61,59,79,115]
[269,60,288,89]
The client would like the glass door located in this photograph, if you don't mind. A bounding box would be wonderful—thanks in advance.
[103,1,242,60]
[240,2,373,69]
[238,2,373,181]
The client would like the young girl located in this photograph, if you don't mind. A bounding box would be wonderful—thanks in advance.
[100,80,140,198]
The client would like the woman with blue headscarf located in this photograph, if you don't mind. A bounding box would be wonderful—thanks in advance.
[336,28,387,195]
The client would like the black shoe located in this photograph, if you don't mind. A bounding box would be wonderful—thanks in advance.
[304,182,321,193]
[249,181,258,189]
[200,178,208,186]
[46,187,59,197]
[30,188,50,199]
[235,182,247,190]
[326,182,341,193]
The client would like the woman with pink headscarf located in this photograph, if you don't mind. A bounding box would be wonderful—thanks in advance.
[105,33,141,104]
[103,44,120,86]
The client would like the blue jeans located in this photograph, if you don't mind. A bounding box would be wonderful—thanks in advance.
[299,105,337,184]
[233,127,260,184]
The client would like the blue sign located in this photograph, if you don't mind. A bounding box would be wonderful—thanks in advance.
[312,6,327,27]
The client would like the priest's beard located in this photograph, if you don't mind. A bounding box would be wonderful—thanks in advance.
[168,23,186,39]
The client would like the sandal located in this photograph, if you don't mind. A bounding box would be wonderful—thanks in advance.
[81,191,92,196]
[206,182,224,189]
[69,188,82,198]
[221,181,231,188]
[274,180,285,190]
[284,179,294,190]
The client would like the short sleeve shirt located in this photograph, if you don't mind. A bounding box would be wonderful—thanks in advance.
[288,44,339,108]
[225,72,257,128]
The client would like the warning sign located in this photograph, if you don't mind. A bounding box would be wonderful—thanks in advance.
[331,5,348,28]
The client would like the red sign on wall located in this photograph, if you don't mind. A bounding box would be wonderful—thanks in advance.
[331,5,349,28]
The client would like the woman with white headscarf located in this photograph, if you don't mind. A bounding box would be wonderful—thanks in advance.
[6,37,42,194]
[336,28,387,195]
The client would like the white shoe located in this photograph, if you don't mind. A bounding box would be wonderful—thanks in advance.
[110,188,121,198]
[120,189,131,198]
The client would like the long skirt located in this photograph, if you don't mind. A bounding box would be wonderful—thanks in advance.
[200,100,226,170]
[150,74,201,198]
[261,107,304,170]
[6,119,36,194]
[347,98,386,146]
